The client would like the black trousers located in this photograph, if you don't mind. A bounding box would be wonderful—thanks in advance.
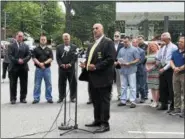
[89,82,112,126]
[159,68,174,109]
[88,83,92,101]
[9,69,28,101]
[2,62,9,79]
[58,69,77,100]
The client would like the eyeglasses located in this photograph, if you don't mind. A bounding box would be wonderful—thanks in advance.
[92,27,98,30]
[114,35,120,38]
[18,36,23,38]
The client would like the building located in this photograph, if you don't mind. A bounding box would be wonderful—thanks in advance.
[115,2,184,41]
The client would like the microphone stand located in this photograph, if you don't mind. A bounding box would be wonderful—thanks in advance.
[59,53,94,136]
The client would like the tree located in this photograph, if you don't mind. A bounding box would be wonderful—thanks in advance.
[3,1,65,41]
[68,1,116,44]
[39,1,65,40]
[4,2,41,37]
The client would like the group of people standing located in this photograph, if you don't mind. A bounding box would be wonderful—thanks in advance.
[3,31,78,105]
[112,31,184,118]
[1,23,184,133]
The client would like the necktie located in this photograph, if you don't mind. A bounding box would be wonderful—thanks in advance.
[163,45,168,60]
[86,41,99,71]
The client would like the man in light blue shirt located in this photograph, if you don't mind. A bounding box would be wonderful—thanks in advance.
[156,32,178,111]
[116,36,140,108]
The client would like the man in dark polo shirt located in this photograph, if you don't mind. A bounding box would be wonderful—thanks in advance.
[32,35,53,104]
[170,36,185,118]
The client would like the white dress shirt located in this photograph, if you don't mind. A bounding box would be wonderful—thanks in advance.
[156,42,178,70]
[114,42,119,51]
[95,35,104,44]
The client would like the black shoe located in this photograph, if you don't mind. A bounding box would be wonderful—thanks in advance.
[20,99,27,103]
[179,112,184,118]
[94,125,110,133]
[11,100,16,105]
[32,100,39,104]
[85,121,101,127]
[57,99,63,103]
[140,99,145,103]
[169,108,181,115]
[126,100,130,103]
[71,98,76,103]
[117,102,126,106]
[167,109,174,113]
[157,105,168,110]
[87,101,92,104]
[47,100,53,104]
[130,102,136,108]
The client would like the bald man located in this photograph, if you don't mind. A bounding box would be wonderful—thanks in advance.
[8,31,31,104]
[80,23,115,133]
[156,32,178,111]
[56,33,77,103]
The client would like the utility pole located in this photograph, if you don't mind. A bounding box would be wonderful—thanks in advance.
[40,1,43,34]
[4,11,6,40]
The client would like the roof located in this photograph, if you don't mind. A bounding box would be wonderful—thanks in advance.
[116,2,184,13]
[116,2,184,24]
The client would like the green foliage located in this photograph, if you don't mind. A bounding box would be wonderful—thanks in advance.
[69,1,115,42]
[4,2,41,37]
[2,1,65,41]
[71,36,83,48]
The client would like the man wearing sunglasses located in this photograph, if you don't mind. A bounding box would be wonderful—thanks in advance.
[8,31,31,104]
[113,31,124,101]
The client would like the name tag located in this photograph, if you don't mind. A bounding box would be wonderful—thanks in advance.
[97,52,102,59]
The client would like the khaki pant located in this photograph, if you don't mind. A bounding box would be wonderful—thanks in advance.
[173,73,185,110]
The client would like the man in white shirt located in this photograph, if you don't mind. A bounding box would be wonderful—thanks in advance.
[156,32,178,111]
[113,31,124,100]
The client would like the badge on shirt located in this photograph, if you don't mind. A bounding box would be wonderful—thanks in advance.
[97,52,102,59]
[46,50,50,55]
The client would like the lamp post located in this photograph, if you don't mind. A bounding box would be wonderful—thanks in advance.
[69,9,75,34]
[4,11,6,40]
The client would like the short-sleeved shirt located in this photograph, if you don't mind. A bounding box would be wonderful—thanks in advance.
[171,49,185,74]
[117,46,140,75]
[32,46,53,68]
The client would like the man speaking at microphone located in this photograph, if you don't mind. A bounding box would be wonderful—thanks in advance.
[80,23,115,133]
[56,33,77,103]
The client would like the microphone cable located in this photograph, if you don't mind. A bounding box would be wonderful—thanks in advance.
[12,62,77,139]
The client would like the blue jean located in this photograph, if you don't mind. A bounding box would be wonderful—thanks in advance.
[136,73,145,99]
[121,73,136,104]
[33,67,52,101]
[143,71,149,98]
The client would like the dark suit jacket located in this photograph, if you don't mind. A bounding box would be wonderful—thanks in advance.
[136,47,146,75]
[8,42,31,71]
[86,36,116,88]
[115,43,124,59]
[115,43,124,69]
[56,43,77,72]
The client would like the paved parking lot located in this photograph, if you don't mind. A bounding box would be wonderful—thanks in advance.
[1,52,184,138]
